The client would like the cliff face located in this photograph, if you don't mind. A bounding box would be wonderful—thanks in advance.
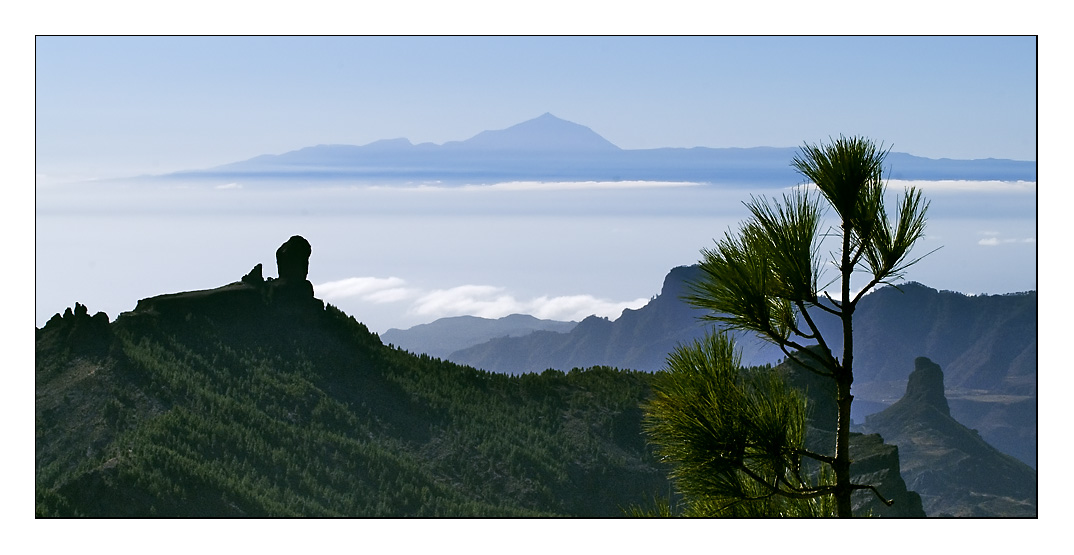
[862,358,1037,517]
[848,433,925,517]
[774,354,926,517]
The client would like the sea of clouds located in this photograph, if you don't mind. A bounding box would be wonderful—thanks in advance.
[36,178,1036,333]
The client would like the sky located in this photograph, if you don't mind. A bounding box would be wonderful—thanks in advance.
[33,35,1041,334]
[35,36,1037,184]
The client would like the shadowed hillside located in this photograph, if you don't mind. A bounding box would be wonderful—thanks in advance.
[36,237,669,517]
[445,267,1037,467]
[37,237,938,517]
[861,358,1036,516]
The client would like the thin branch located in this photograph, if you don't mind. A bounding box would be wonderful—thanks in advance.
[850,483,895,507]
[850,274,885,308]
[776,343,836,379]
[794,448,836,466]
[849,236,868,269]
[796,300,834,357]
[819,291,842,315]
[786,319,816,341]
[776,473,815,497]
[738,465,836,501]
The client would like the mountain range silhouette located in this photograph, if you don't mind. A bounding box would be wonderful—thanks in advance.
[159,113,1036,186]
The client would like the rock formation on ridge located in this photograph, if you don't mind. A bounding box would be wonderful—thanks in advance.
[276,235,312,281]
[127,235,323,319]
[862,357,1037,516]
[772,350,925,517]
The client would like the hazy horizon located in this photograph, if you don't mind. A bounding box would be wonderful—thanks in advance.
[36,176,1036,334]
[35,36,1037,333]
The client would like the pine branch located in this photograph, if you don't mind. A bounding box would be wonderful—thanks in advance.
[796,299,835,359]
[818,291,842,315]
[739,465,836,500]
[775,340,836,379]
[851,483,895,507]
[795,448,837,467]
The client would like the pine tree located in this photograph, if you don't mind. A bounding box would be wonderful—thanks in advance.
[648,136,931,517]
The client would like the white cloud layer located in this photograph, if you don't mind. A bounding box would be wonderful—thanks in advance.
[794,180,1036,193]
[978,237,1036,247]
[887,179,1036,192]
[977,231,1036,247]
[315,277,414,303]
[366,180,703,192]
[315,276,649,324]
[463,180,702,192]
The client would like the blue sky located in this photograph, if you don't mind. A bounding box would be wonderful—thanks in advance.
[33,35,1040,333]
[36,36,1036,183]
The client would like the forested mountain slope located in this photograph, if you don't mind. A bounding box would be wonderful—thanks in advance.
[35,241,669,516]
[36,238,931,517]
[37,300,668,517]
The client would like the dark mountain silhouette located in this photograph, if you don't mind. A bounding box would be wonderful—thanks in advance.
[36,236,670,516]
[37,236,932,517]
[381,314,577,360]
[861,358,1037,516]
[158,113,1036,186]
[444,266,1037,468]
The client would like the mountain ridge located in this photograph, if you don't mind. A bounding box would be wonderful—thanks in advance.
[381,313,577,360]
[154,114,1036,185]
[438,265,1036,468]
[37,236,929,517]
[36,237,671,516]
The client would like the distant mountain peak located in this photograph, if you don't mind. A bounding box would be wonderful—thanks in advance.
[447,113,621,152]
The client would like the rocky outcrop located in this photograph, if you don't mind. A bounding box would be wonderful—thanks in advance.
[127,236,323,321]
[862,357,1037,516]
[276,235,311,281]
[773,353,926,517]
[901,357,950,415]
[38,302,113,359]
[848,433,925,517]
[241,263,264,285]
[268,235,316,302]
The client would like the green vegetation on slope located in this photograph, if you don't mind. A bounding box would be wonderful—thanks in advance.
[36,302,667,517]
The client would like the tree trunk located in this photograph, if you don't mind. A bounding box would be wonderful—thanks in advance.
[835,222,855,517]
[834,373,854,517]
